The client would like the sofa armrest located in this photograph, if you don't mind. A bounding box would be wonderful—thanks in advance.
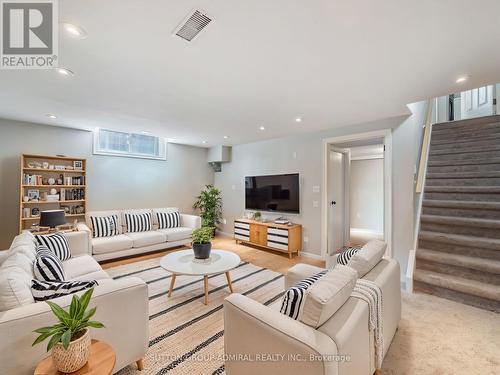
[65,229,91,257]
[285,263,326,289]
[0,277,149,374]
[224,294,338,375]
[181,214,201,230]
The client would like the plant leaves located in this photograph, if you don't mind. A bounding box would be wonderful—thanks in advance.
[46,301,71,325]
[32,332,51,346]
[82,306,96,321]
[61,329,72,350]
[78,288,94,315]
[47,332,63,352]
[87,321,105,329]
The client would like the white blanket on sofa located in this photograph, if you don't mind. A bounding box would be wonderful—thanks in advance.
[351,279,384,369]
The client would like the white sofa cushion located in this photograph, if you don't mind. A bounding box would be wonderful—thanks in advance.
[0,250,9,266]
[300,265,358,328]
[348,240,387,277]
[63,255,103,280]
[159,227,193,242]
[9,232,37,262]
[92,235,133,255]
[86,210,123,234]
[71,270,110,281]
[126,231,166,248]
[0,265,34,311]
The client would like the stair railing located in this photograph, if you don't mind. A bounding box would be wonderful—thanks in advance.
[406,99,434,292]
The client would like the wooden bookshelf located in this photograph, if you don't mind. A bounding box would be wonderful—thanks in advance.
[19,154,87,233]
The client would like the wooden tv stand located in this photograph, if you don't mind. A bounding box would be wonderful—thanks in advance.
[233,219,302,259]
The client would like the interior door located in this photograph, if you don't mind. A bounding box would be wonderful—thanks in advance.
[327,148,349,255]
[461,85,494,119]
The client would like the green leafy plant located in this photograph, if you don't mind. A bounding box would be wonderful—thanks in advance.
[253,211,262,221]
[193,184,223,229]
[32,288,104,351]
[192,227,214,244]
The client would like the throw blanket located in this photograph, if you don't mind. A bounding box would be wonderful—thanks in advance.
[351,279,384,369]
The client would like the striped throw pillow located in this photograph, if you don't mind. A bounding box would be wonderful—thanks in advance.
[34,245,66,281]
[91,215,119,238]
[31,279,98,302]
[157,211,180,229]
[280,270,328,320]
[35,233,70,261]
[125,213,152,233]
[337,246,362,265]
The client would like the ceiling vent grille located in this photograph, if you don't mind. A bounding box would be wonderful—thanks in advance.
[174,10,212,42]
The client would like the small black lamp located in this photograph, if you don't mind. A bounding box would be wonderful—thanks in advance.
[39,210,66,229]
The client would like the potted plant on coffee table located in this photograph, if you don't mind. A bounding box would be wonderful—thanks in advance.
[32,288,104,373]
[192,226,214,259]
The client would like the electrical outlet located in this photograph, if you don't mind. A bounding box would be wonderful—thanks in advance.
[313,200,319,208]
[312,185,320,193]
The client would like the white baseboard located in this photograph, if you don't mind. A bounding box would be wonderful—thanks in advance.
[299,251,324,261]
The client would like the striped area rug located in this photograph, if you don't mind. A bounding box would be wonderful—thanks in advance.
[106,257,285,375]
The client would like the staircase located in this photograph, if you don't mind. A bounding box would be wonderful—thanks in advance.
[414,114,500,313]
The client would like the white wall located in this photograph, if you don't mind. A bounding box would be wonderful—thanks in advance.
[350,158,384,233]
[215,101,428,280]
[0,119,214,248]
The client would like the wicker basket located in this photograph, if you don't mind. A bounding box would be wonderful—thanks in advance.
[51,328,91,373]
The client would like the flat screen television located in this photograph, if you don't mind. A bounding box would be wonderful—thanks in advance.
[245,173,300,214]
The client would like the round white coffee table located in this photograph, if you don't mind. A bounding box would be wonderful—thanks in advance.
[160,249,241,305]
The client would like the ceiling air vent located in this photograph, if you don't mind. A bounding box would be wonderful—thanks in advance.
[174,10,212,42]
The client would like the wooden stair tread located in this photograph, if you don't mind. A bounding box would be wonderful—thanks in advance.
[428,157,500,167]
[420,214,500,229]
[419,230,500,250]
[426,171,500,179]
[424,186,500,193]
[413,269,500,302]
[422,199,500,210]
[416,248,500,275]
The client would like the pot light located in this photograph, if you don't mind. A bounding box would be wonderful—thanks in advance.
[62,23,87,39]
[295,117,302,123]
[456,76,468,84]
[46,114,57,119]
[57,67,74,77]
[202,140,208,144]
[259,126,265,131]
[223,135,229,139]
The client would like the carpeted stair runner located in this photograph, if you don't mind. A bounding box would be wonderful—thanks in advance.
[415,114,500,313]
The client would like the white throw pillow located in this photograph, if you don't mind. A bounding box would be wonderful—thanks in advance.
[300,265,358,328]
[0,266,35,311]
[348,240,387,277]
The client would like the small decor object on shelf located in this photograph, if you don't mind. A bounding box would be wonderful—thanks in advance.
[28,189,40,200]
[23,208,31,218]
[31,208,40,217]
[42,162,49,169]
[252,211,262,222]
[193,184,223,230]
[48,177,56,185]
[32,288,105,373]
[73,160,83,170]
[192,227,214,259]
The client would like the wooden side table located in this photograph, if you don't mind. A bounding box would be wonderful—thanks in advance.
[34,340,116,375]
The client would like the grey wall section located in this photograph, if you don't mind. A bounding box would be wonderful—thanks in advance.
[0,119,214,248]
[215,101,428,281]
[350,158,384,233]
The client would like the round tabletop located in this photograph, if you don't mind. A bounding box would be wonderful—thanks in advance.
[34,340,116,375]
[160,249,241,276]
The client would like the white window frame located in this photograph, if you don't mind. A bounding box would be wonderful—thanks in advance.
[93,128,167,160]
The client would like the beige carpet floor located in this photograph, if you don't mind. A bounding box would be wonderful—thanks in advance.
[107,258,500,374]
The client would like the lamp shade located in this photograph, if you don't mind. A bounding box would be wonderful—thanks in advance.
[40,210,66,228]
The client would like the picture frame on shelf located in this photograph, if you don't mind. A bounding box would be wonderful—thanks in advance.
[27,189,40,200]
[73,160,83,170]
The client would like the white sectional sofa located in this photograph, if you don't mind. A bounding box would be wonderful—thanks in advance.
[0,231,149,375]
[224,242,401,375]
[80,208,201,261]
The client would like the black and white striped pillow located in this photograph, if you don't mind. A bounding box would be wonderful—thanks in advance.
[34,245,66,281]
[91,215,119,238]
[31,279,98,302]
[35,233,70,261]
[157,211,180,229]
[125,213,152,233]
[280,270,328,320]
[337,246,362,265]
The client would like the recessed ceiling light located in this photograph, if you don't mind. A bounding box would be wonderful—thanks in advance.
[46,114,57,119]
[57,67,74,77]
[456,76,469,83]
[223,135,229,139]
[62,23,87,39]
[259,126,265,131]
[295,117,302,123]
[202,140,208,144]
[140,131,151,135]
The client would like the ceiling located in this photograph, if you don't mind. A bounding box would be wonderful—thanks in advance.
[1,0,500,147]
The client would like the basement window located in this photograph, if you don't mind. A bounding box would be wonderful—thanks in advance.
[93,129,167,160]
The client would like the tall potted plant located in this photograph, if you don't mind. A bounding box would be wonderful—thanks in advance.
[32,288,104,373]
[193,184,223,230]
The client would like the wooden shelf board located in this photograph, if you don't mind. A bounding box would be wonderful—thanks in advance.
[23,154,86,161]
[22,200,85,204]
[23,168,85,173]
[22,214,85,221]
[22,185,86,188]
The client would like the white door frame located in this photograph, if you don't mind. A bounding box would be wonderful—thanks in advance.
[321,129,392,260]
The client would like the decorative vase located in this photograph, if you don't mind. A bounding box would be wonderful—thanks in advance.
[193,242,212,259]
[51,328,91,373]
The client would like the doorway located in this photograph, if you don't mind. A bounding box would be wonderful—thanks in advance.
[322,130,392,265]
